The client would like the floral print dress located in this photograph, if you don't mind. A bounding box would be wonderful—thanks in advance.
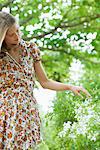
[0,40,42,150]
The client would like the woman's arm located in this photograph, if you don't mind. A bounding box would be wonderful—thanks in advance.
[33,61,91,98]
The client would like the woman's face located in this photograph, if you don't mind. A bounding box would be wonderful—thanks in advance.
[4,23,21,48]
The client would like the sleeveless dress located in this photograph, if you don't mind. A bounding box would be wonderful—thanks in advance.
[0,40,42,150]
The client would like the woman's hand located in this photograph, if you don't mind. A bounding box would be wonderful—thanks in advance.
[69,85,92,98]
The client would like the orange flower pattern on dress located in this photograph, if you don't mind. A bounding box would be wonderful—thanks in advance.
[0,40,41,149]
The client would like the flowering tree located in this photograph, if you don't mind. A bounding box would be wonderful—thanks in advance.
[1,0,100,149]
[41,61,100,149]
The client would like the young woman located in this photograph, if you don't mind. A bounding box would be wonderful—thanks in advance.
[0,11,91,149]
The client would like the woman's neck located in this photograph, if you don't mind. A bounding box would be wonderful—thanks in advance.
[6,44,19,52]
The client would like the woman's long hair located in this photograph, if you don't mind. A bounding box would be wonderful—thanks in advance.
[0,11,16,57]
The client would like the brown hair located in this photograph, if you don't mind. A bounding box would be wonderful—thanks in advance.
[0,11,16,57]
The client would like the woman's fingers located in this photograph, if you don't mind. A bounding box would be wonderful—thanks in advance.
[80,86,92,98]
[76,92,83,98]
[70,85,92,98]
[73,89,83,98]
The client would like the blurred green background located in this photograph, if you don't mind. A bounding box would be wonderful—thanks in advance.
[0,0,100,149]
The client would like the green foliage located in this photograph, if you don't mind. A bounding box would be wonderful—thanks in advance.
[41,64,100,149]
[1,0,100,149]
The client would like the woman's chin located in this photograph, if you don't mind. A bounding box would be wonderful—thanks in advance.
[10,43,19,49]
[12,41,19,46]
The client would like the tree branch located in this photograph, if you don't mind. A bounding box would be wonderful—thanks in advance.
[20,15,33,26]
[60,14,100,29]
[41,47,100,65]
[0,0,14,10]
[24,14,100,40]
[20,4,74,26]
